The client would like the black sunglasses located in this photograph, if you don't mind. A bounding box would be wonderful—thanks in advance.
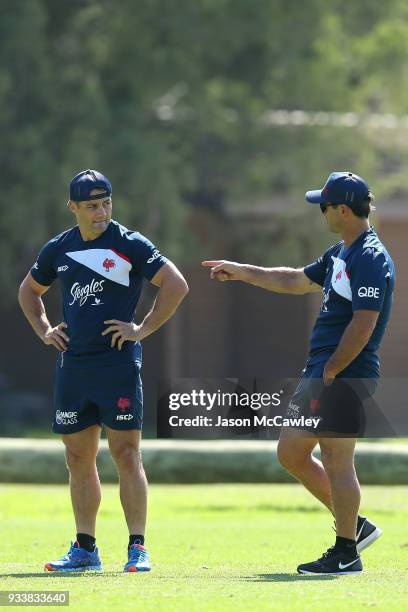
[320,202,337,213]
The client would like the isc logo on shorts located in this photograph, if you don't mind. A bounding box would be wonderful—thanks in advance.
[358,286,379,298]
[116,414,134,421]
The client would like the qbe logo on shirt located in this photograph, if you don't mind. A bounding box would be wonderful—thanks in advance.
[358,286,379,298]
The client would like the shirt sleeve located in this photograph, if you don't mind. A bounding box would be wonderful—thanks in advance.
[350,248,390,312]
[30,241,58,286]
[303,246,334,287]
[128,233,168,281]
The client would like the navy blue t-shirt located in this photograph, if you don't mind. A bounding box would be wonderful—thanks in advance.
[303,227,394,377]
[30,220,167,368]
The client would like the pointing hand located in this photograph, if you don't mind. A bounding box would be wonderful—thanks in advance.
[201,260,243,282]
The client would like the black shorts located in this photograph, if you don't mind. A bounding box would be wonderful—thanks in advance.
[286,362,378,436]
[53,362,143,434]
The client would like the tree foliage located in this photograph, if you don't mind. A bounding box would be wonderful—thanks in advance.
[1,0,408,300]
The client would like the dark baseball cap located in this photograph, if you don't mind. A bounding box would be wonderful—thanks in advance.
[69,169,112,202]
[305,172,370,206]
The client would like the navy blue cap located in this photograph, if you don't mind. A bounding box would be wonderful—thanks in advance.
[69,169,112,202]
[305,172,370,206]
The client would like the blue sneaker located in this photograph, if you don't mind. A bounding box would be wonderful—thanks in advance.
[44,541,102,572]
[124,544,151,572]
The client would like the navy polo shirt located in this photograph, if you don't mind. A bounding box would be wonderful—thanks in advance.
[303,227,395,377]
[30,220,167,368]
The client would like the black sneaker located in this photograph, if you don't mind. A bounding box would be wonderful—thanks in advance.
[297,546,363,575]
[356,516,383,553]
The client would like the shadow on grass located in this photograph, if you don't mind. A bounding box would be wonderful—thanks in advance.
[0,572,121,579]
[179,505,326,513]
[240,573,339,582]
[1,571,340,582]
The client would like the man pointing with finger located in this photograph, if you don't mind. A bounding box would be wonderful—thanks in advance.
[203,172,395,575]
[18,169,188,573]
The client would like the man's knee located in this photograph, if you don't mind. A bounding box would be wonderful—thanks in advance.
[62,426,100,473]
[277,437,312,474]
[320,445,355,476]
[65,446,97,472]
[110,444,143,474]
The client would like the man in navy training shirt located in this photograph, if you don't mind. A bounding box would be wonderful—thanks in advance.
[202,172,394,576]
[18,170,188,573]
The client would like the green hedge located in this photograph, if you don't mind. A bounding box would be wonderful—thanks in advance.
[1,439,408,484]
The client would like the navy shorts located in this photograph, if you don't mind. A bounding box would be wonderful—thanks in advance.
[286,362,378,436]
[53,362,143,434]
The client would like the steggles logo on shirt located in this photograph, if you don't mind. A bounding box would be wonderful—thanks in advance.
[69,278,105,306]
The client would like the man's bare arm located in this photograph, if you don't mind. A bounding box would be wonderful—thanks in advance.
[138,261,189,338]
[323,310,380,384]
[201,260,321,295]
[18,273,69,351]
[102,261,189,350]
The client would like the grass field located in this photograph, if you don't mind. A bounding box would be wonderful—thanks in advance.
[0,483,407,611]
